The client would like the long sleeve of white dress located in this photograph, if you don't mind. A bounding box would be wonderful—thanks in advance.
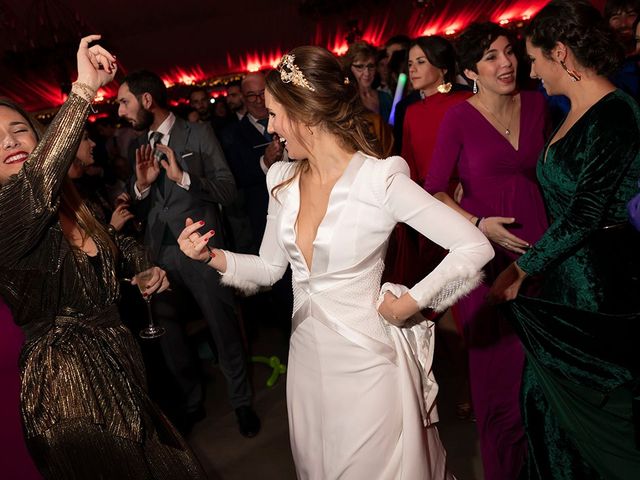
[376,157,494,311]
[218,161,294,293]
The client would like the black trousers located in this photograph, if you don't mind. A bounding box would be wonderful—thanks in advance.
[152,245,251,412]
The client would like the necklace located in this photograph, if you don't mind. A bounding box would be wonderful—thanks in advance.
[476,95,516,136]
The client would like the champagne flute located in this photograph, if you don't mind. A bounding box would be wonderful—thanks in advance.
[135,253,166,339]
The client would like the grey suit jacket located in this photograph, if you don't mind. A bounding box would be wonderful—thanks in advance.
[129,116,237,258]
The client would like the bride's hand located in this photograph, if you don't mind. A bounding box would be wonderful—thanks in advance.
[178,217,217,264]
[76,35,117,91]
[378,292,404,326]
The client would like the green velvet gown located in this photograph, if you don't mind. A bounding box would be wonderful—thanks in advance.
[510,90,640,479]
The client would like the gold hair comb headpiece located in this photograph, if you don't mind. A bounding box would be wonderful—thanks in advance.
[277,54,316,92]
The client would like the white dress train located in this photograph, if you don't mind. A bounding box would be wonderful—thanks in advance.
[220,153,493,479]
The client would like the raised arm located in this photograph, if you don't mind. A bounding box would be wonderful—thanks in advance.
[0,35,116,265]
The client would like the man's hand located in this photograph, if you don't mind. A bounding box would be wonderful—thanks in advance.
[264,135,284,168]
[155,144,184,183]
[135,144,160,191]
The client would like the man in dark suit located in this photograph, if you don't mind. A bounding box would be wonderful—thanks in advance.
[117,70,259,437]
[219,72,284,252]
[219,72,293,342]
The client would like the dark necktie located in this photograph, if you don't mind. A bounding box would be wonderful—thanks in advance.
[150,130,163,149]
[257,118,272,142]
[149,131,165,191]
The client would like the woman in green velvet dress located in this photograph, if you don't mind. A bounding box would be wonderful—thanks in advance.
[489,1,640,478]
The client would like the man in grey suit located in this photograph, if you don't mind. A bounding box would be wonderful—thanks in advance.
[117,70,259,437]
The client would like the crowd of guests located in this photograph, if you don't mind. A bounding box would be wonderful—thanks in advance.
[1,0,640,478]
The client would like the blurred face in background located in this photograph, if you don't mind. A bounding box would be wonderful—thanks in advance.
[377,42,404,87]
[189,90,210,116]
[75,130,95,167]
[241,74,268,119]
[0,105,37,184]
[609,7,638,42]
[351,54,376,89]
[408,45,444,94]
[226,85,245,112]
[68,130,96,179]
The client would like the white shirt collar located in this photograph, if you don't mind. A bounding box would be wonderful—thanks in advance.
[148,112,176,143]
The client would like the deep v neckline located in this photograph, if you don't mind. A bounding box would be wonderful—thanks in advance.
[468,94,523,152]
[543,90,617,164]
[292,152,361,273]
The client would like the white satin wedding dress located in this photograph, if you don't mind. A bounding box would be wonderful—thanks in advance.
[219,153,493,479]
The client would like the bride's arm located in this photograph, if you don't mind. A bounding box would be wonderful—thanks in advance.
[179,162,292,294]
[378,157,494,324]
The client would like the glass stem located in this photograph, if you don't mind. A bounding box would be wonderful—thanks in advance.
[145,298,155,328]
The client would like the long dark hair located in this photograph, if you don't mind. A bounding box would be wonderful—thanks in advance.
[0,97,116,256]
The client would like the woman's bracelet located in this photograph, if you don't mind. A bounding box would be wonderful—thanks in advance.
[201,245,216,265]
[105,224,117,238]
[475,216,483,228]
[479,218,488,235]
[71,81,97,103]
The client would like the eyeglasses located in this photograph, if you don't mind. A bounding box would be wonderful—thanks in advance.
[244,90,265,103]
[351,63,376,72]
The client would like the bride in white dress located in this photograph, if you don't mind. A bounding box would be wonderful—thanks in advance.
[179,46,493,479]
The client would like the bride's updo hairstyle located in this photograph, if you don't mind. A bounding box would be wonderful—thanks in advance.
[266,46,381,194]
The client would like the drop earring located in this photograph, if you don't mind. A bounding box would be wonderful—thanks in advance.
[437,80,452,94]
[472,79,478,94]
[560,60,581,82]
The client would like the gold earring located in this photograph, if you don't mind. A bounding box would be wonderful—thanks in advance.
[560,60,581,82]
[437,81,452,94]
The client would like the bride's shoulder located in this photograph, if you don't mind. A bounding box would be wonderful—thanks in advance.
[358,152,410,178]
[266,161,298,190]
[357,153,411,203]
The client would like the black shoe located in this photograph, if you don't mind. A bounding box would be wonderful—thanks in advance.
[235,406,261,438]
[175,405,206,436]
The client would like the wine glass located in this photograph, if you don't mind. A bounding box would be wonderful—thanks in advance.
[134,252,166,339]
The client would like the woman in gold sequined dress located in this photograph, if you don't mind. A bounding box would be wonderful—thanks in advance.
[0,36,205,479]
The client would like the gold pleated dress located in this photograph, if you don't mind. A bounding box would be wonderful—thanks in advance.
[0,93,206,479]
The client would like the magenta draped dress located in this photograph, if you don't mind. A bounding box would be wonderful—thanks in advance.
[0,297,41,480]
[425,91,549,480]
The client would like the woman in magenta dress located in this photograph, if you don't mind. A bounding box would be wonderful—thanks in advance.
[425,23,549,480]
[0,297,41,480]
